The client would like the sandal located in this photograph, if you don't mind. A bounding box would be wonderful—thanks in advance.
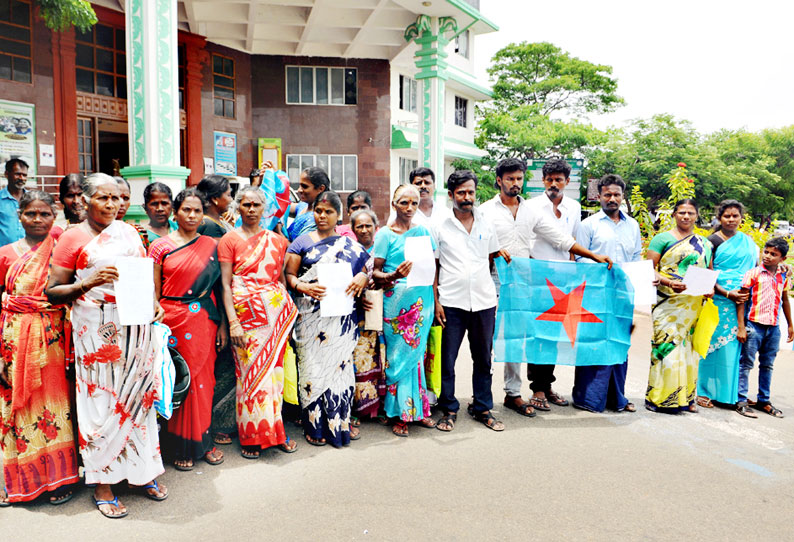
[736,403,758,418]
[304,434,326,447]
[278,436,298,453]
[49,486,74,505]
[688,403,698,413]
[696,396,714,408]
[375,414,389,426]
[0,489,10,507]
[213,432,233,446]
[93,495,128,519]
[349,426,361,441]
[468,405,505,432]
[203,447,224,466]
[503,395,537,417]
[418,417,436,428]
[547,390,569,407]
[528,395,550,411]
[350,416,361,427]
[756,402,784,418]
[436,412,457,432]
[128,480,168,501]
[174,458,194,471]
[241,446,260,460]
[622,402,636,413]
[392,421,409,437]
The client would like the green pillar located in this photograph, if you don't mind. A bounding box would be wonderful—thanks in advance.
[405,15,457,191]
[120,0,190,223]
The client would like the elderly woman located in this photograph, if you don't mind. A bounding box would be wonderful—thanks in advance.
[286,167,329,241]
[218,186,297,459]
[646,198,713,413]
[697,200,756,408]
[0,191,77,507]
[149,188,227,470]
[46,173,167,519]
[372,185,436,436]
[285,191,370,447]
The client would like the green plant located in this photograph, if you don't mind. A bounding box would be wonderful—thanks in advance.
[37,0,97,32]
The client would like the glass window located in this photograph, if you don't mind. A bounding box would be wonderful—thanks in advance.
[286,155,301,189]
[286,66,357,106]
[454,96,468,128]
[299,67,313,103]
[454,30,469,58]
[74,19,126,97]
[286,154,357,191]
[344,68,357,105]
[96,72,114,96]
[76,68,94,93]
[315,67,328,104]
[286,67,299,103]
[212,53,235,118]
[330,68,344,105]
[0,0,32,83]
[329,155,344,191]
[343,155,357,191]
[399,75,418,113]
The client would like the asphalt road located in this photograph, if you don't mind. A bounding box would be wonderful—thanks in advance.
[3,310,794,541]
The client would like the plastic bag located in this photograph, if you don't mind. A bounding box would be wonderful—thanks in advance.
[424,326,442,402]
[283,343,298,405]
[693,298,719,358]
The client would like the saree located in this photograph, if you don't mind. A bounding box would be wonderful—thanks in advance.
[286,202,316,241]
[289,234,369,447]
[646,233,712,413]
[352,255,386,419]
[373,227,434,422]
[58,221,164,485]
[0,235,78,502]
[698,232,757,404]
[150,235,221,460]
[218,230,296,449]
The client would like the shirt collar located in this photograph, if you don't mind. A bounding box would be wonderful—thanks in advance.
[0,188,16,200]
[447,207,483,233]
[490,194,525,210]
[595,209,627,222]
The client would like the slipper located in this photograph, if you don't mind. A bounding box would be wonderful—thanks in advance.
[304,434,326,447]
[213,433,233,446]
[203,447,224,466]
[503,395,537,417]
[0,491,10,508]
[736,404,758,418]
[241,446,260,460]
[467,405,504,432]
[349,426,361,441]
[375,414,389,426]
[755,402,784,418]
[622,402,636,413]
[350,416,361,427]
[547,390,569,407]
[528,396,551,411]
[49,487,75,506]
[418,417,437,428]
[93,496,128,519]
[696,396,714,408]
[278,436,298,453]
[128,480,168,502]
[174,458,194,471]
[436,412,456,432]
[392,421,409,437]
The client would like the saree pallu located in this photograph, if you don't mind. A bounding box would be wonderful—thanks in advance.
[698,232,757,404]
[71,221,164,485]
[292,236,369,448]
[646,234,710,413]
[0,236,78,502]
[382,283,433,422]
[229,231,296,449]
[287,203,315,241]
[156,236,221,460]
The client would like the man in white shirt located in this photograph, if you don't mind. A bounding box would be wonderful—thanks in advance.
[480,158,613,417]
[433,170,510,432]
[387,167,450,227]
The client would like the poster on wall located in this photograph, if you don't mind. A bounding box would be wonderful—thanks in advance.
[257,137,282,170]
[0,99,36,178]
[214,131,237,176]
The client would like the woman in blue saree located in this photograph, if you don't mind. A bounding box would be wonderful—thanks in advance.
[286,167,329,241]
[372,185,436,437]
[285,191,370,448]
[697,200,756,407]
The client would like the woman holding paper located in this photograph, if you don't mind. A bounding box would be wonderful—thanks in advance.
[285,191,370,447]
[646,198,713,414]
[46,173,167,519]
[0,191,77,507]
[697,200,755,407]
[218,187,298,459]
[150,188,227,470]
[372,185,437,437]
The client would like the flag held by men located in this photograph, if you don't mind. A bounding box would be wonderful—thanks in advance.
[494,258,634,366]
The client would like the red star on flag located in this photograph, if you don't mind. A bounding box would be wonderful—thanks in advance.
[536,279,603,347]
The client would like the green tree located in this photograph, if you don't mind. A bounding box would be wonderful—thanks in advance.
[37,0,97,32]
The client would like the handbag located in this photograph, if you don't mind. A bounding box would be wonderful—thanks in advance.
[424,325,442,403]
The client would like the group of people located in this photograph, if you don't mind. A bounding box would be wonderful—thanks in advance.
[0,155,789,519]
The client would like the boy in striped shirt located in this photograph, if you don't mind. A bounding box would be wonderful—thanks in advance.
[736,237,793,418]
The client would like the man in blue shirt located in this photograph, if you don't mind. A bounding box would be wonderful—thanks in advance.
[0,158,28,247]
[572,174,642,413]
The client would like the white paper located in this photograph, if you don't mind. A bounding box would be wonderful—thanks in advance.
[364,290,383,331]
[404,235,435,287]
[619,260,658,305]
[682,266,720,296]
[39,144,55,167]
[203,157,214,174]
[113,257,154,325]
[317,262,354,317]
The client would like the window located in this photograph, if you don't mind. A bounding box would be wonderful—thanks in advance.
[75,23,126,98]
[454,30,469,59]
[399,75,417,113]
[0,0,32,83]
[212,54,235,118]
[399,157,418,185]
[285,154,358,192]
[178,44,185,109]
[285,66,357,105]
[77,118,95,175]
[454,96,468,128]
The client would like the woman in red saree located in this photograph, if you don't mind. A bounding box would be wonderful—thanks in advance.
[0,191,77,506]
[219,187,297,459]
[150,188,228,470]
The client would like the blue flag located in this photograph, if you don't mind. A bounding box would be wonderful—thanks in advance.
[493,258,634,366]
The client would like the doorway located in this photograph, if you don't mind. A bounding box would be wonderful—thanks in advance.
[96,118,128,176]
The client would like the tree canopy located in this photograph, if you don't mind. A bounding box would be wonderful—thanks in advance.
[36,0,97,32]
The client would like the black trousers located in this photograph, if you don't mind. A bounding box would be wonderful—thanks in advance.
[527,363,556,394]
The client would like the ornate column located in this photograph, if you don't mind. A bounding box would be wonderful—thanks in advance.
[120,0,190,220]
[404,15,457,188]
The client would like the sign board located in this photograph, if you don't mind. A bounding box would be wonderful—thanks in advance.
[0,99,36,176]
[522,158,583,202]
[213,131,237,176]
[258,137,282,170]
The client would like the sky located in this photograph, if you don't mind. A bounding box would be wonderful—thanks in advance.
[474,0,794,134]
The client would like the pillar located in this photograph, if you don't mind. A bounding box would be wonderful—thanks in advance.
[404,15,457,196]
[120,0,190,221]
[51,29,79,176]
[183,35,207,186]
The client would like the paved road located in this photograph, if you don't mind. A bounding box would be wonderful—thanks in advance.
[4,310,794,541]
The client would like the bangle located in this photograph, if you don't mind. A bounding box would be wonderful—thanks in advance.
[78,280,86,293]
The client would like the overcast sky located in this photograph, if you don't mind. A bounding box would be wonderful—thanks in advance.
[475,0,794,134]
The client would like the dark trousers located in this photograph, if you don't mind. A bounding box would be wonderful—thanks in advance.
[438,305,496,414]
[527,364,556,394]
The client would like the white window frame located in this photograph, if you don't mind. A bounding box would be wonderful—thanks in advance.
[399,74,418,113]
[454,95,468,128]
[286,153,358,192]
[399,157,418,185]
[285,65,357,106]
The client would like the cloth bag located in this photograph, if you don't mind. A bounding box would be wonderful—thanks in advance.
[151,322,175,419]
[283,342,299,405]
[693,298,720,358]
[424,326,442,402]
